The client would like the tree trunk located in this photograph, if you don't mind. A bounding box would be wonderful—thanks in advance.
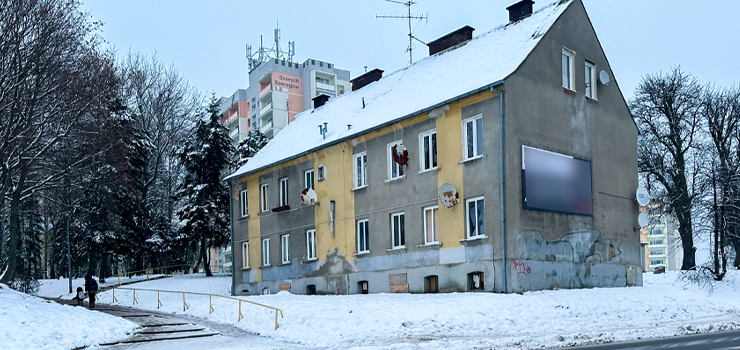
[201,236,212,277]
[0,171,26,284]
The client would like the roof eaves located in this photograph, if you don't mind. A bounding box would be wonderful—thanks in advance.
[224,80,505,182]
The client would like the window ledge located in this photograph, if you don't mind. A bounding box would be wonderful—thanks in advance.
[459,155,486,164]
[352,185,369,192]
[385,246,407,252]
[585,95,598,102]
[385,175,406,183]
[563,87,576,95]
[241,267,251,271]
[280,261,291,266]
[417,242,442,248]
[418,167,440,175]
[353,251,370,257]
[239,215,249,219]
[305,258,318,262]
[460,235,488,243]
[261,264,271,268]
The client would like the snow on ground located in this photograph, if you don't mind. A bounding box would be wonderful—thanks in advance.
[74,270,740,349]
[0,283,136,350]
[38,274,165,299]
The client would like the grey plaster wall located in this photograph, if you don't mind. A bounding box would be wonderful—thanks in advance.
[496,0,640,293]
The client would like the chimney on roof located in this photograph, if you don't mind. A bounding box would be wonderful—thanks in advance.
[507,0,534,23]
[426,25,475,56]
[350,68,384,92]
[312,94,331,108]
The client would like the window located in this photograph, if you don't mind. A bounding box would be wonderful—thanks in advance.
[468,271,484,291]
[260,183,269,212]
[649,249,663,256]
[279,178,289,206]
[562,48,575,90]
[419,130,437,171]
[353,152,368,188]
[358,281,369,294]
[649,239,664,245]
[423,206,439,244]
[650,260,665,266]
[281,234,290,264]
[262,238,270,266]
[317,164,326,181]
[357,219,369,253]
[585,61,596,99]
[462,116,483,160]
[304,169,314,190]
[649,229,663,236]
[239,189,248,217]
[387,141,405,180]
[242,242,249,268]
[466,197,485,238]
[306,229,317,260]
[391,212,405,248]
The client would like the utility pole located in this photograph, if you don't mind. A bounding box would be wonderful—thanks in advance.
[377,0,428,65]
[66,217,72,294]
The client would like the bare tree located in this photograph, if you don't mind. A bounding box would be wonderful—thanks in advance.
[631,67,703,270]
[0,0,117,284]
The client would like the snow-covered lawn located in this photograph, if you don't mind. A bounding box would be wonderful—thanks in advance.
[0,283,136,350]
[42,270,735,349]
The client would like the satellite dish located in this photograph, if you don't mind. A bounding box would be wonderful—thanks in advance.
[439,183,459,208]
[638,213,649,228]
[301,188,318,206]
[392,144,409,166]
[598,70,610,85]
[636,187,650,206]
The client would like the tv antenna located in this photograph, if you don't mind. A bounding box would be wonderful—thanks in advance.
[376,0,428,65]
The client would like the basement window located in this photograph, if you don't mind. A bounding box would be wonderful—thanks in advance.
[358,281,369,294]
[307,284,316,295]
[425,275,439,293]
[468,271,484,291]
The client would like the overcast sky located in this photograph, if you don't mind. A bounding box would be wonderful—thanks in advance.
[83,0,739,101]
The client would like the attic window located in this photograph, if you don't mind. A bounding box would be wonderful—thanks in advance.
[562,47,575,91]
[317,164,326,181]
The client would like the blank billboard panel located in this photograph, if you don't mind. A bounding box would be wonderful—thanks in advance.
[522,145,593,216]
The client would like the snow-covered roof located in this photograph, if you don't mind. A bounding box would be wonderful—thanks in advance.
[226,0,572,181]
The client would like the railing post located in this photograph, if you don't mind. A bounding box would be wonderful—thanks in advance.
[117,274,120,286]
[157,291,162,309]
[133,289,138,305]
[209,295,214,314]
[238,300,243,322]
[146,269,149,280]
[112,288,117,303]
[182,292,189,312]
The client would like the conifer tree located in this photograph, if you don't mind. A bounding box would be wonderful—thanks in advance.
[176,97,235,276]
[235,129,269,169]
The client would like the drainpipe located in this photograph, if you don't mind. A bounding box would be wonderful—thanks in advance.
[228,182,235,296]
[496,88,507,293]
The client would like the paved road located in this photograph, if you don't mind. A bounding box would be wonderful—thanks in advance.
[51,297,304,349]
[568,329,740,350]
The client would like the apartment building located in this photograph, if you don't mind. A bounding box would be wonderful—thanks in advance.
[225,0,641,295]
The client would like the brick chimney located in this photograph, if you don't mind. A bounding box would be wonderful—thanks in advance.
[426,25,475,56]
[350,68,384,92]
[506,0,534,23]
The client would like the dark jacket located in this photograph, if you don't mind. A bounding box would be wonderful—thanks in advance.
[85,276,98,292]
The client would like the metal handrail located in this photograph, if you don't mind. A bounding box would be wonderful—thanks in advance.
[110,286,284,329]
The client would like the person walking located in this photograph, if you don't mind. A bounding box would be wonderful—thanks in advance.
[84,275,99,309]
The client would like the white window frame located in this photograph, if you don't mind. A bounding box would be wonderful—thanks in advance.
[387,140,405,180]
[462,115,483,160]
[357,219,369,253]
[466,196,485,239]
[423,205,439,245]
[317,164,326,181]
[281,234,290,264]
[419,129,437,172]
[279,177,289,207]
[242,241,249,269]
[260,183,269,212]
[306,229,317,261]
[261,238,270,267]
[391,212,405,248]
[585,60,596,99]
[239,189,248,217]
[353,152,368,189]
[304,169,314,190]
[562,47,575,91]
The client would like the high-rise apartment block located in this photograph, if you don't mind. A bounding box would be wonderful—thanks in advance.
[219,30,351,141]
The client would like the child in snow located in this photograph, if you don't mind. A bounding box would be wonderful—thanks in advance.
[76,287,84,306]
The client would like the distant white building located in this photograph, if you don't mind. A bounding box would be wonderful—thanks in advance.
[645,212,682,271]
